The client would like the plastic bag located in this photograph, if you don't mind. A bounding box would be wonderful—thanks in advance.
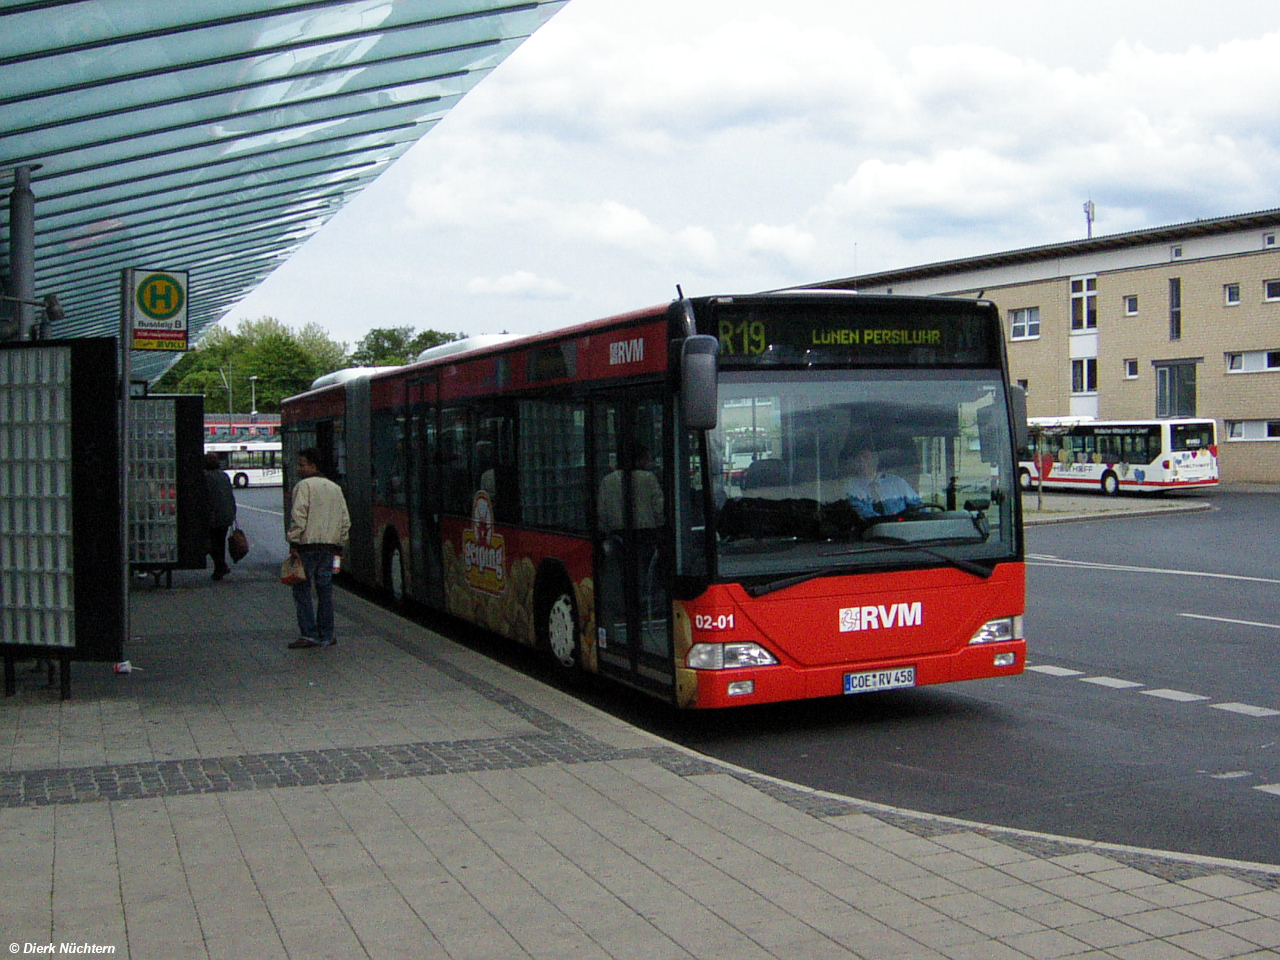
[280,555,307,586]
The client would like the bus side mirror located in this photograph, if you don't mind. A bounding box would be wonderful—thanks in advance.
[681,335,719,430]
[1009,384,1029,451]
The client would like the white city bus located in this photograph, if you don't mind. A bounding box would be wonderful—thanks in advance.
[1019,417,1218,494]
[205,440,283,487]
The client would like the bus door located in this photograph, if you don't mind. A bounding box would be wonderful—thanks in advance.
[592,390,673,693]
[407,377,444,608]
[343,377,375,584]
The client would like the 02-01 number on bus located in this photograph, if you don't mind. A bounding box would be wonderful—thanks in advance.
[695,613,736,631]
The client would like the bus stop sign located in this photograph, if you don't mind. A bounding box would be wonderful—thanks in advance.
[127,268,189,351]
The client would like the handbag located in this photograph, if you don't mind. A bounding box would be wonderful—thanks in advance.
[227,523,249,563]
[280,554,307,586]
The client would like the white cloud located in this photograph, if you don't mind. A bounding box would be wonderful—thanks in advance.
[745,223,817,265]
[226,0,1280,345]
[467,271,569,299]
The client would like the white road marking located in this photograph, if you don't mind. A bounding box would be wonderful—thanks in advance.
[1254,784,1280,797]
[1208,771,1252,780]
[1028,663,1280,718]
[1212,703,1280,718]
[1026,555,1280,586]
[238,504,284,516]
[1141,689,1209,702]
[1080,676,1144,689]
[1179,613,1280,631]
[1026,665,1083,677]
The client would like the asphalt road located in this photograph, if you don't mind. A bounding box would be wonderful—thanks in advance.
[228,485,290,570]
[655,490,1280,865]
[243,485,1280,864]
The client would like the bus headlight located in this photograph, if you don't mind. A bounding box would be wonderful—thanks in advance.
[686,642,779,670]
[968,615,1024,645]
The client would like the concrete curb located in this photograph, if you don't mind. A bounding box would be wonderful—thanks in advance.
[1023,499,1215,525]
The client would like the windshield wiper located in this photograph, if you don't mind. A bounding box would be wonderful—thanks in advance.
[745,539,996,597]
[822,538,995,579]
[744,570,829,598]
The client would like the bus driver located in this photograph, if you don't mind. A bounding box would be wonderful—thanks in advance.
[842,438,921,519]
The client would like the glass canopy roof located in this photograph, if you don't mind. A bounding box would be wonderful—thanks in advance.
[0,0,567,380]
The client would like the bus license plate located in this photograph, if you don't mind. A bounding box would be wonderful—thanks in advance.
[844,667,916,695]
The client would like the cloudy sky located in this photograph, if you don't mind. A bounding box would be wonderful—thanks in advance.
[227,0,1280,347]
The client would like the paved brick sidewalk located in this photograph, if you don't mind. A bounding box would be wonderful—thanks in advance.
[1,567,1278,959]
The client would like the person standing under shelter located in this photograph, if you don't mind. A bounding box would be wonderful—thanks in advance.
[286,447,351,649]
[203,452,237,580]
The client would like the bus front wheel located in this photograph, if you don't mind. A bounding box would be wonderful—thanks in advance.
[1018,468,1033,491]
[233,473,249,488]
[1100,471,1120,496]
[541,586,581,672]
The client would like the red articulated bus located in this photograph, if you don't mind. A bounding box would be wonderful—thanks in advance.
[281,293,1028,708]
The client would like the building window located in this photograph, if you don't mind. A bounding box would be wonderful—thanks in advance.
[1225,349,1280,373]
[1070,275,1097,330]
[1265,279,1280,301]
[1225,420,1280,441]
[1123,295,1139,316]
[1225,283,1241,306]
[1124,359,1139,379]
[1071,358,1097,394]
[1009,306,1040,340]
[1155,362,1197,418]
[1171,245,1183,259]
[1265,233,1277,248]
[1169,278,1182,340]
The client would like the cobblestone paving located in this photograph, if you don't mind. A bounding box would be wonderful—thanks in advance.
[6,621,1280,896]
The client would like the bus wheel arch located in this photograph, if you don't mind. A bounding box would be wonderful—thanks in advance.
[1100,470,1120,496]
[534,561,580,671]
[382,531,407,606]
[1018,467,1033,491]
[233,472,249,488]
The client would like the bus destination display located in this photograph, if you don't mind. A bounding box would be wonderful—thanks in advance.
[707,298,1001,367]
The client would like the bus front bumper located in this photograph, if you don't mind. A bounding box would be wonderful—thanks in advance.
[677,640,1025,709]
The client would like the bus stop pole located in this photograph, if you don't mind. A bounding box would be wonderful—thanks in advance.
[119,270,133,662]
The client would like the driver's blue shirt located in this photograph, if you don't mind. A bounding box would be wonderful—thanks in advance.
[846,472,922,519]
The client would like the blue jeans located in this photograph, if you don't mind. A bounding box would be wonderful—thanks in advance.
[292,549,336,644]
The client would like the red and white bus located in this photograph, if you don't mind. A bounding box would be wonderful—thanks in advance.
[281,292,1028,708]
[1019,417,1218,494]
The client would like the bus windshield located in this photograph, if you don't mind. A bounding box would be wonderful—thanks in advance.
[704,369,1018,582]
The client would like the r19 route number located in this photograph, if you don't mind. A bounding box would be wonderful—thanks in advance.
[718,319,766,356]
[694,613,735,631]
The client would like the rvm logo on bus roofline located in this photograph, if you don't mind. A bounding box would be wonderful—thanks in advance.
[839,602,922,633]
[609,338,644,365]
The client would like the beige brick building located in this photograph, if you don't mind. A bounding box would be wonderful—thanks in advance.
[813,209,1280,483]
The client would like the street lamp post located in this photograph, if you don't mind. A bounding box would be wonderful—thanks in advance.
[249,375,259,417]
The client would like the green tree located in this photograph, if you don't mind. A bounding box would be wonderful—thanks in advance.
[295,322,348,375]
[152,316,350,413]
[409,328,461,357]
[350,326,459,366]
[150,317,464,413]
